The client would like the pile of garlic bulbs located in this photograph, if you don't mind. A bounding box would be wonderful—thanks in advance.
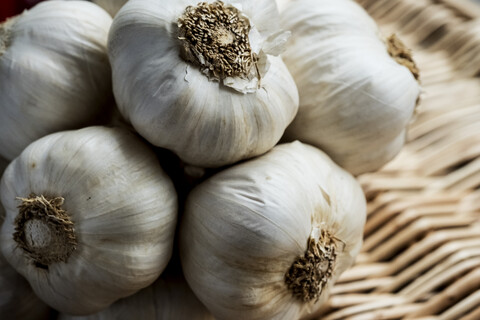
[0,0,420,319]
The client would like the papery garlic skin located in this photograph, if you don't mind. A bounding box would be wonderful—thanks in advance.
[58,275,214,320]
[280,0,420,175]
[275,0,291,12]
[180,141,366,320]
[0,250,52,320]
[0,253,52,320]
[108,0,299,168]
[93,0,128,16]
[0,1,113,161]
[0,126,178,315]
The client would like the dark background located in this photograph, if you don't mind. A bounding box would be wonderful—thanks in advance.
[1,0,44,22]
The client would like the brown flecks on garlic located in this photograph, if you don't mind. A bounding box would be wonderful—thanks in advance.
[285,229,342,302]
[0,15,18,57]
[14,194,77,269]
[177,1,256,80]
[387,34,420,81]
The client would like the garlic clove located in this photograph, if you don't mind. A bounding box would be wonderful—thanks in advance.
[0,1,113,161]
[0,126,178,315]
[180,141,366,319]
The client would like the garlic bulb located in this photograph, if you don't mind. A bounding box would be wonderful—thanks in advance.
[0,126,178,315]
[108,0,299,168]
[93,0,128,16]
[180,141,366,320]
[58,275,214,320]
[0,1,113,161]
[280,0,421,175]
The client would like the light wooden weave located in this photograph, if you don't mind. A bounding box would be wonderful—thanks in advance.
[317,1,480,319]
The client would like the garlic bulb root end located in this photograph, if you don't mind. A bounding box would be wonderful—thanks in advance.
[387,34,420,82]
[13,194,77,269]
[177,1,256,81]
[285,229,343,302]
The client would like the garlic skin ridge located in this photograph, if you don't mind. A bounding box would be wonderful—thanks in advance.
[108,0,299,168]
[0,126,178,315]
[180,141,366,320]
[280,0,421,175]
[0,1,113,161]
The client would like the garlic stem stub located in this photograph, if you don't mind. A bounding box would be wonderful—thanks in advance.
[280,0,421,176]
[14,195,76,269]
[180,141,366,319]
[0,126,178,315]
[387,33,420,80]
[0,1,114,161]
[108,0,299,168]
[177,1,255,81]
[285,229,341,303]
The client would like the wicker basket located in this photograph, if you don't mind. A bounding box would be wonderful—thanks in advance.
[315,1,480,319]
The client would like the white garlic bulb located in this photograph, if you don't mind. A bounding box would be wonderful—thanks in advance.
[58,275,214,320]
[93,0,128,16]
[0,1,113,161]
[280,0,421,175]
[180,141,366,320]
[0,126,178,315]
[108,0,299,168]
